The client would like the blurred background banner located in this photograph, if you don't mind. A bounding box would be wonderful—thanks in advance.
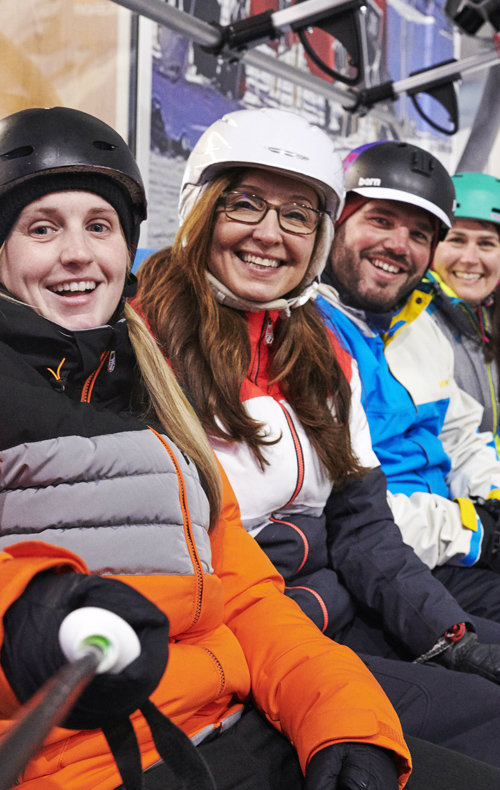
[0,0,131,136]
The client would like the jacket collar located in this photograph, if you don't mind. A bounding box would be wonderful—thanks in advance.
[0,288,135,398]
[425,270,493,342]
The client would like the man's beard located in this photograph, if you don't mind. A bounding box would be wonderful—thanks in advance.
[328,232,423,314]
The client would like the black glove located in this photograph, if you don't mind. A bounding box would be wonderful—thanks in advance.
[1,570,169,729]
[436,626,500,684]
[473,496,500,573]
[305,743,398,790]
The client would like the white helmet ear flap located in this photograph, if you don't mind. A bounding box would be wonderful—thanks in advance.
[305,213,334,285]
[178,182,206,225]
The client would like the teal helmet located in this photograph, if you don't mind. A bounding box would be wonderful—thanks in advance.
[452,172,500,226]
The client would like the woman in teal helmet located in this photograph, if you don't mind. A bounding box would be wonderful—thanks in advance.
[427,172,500,444]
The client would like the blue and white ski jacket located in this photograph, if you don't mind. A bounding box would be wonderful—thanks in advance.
[317,282,500,570]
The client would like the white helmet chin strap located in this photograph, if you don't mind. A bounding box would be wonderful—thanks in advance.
[206,212,334,318]
[206,271,320,318]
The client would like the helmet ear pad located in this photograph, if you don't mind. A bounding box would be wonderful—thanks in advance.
[304,211,334,286]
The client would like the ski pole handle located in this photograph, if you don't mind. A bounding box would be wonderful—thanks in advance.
[58,606,141,673]
[0,608,141,790]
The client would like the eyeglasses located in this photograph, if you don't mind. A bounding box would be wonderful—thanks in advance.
[219,191,324,235]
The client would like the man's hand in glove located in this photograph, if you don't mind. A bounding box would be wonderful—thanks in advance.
[455,494,500,573]
[473,495,500,573]
[305,743,398,790]
[1,570,169,729]
[436,623,500,684]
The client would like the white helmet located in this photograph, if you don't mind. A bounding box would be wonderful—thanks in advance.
[178,108,345,316]
[179,107,344,222]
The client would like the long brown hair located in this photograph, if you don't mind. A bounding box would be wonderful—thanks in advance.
[137,171,365,487]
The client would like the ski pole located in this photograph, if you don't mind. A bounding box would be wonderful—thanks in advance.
[0,607,141,790]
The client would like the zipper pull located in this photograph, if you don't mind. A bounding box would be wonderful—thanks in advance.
[264,316,274,345]
[47,357,67,391]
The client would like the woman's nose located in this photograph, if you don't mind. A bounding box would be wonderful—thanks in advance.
[460,241,481,264]
[59,227,94,266]
[252,207,283,244]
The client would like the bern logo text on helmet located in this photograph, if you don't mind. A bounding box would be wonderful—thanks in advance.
[358,177,381,186]
[411,150,435,177]
[267,146,308,161]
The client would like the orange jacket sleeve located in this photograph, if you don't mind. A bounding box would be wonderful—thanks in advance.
[0,541,89,718]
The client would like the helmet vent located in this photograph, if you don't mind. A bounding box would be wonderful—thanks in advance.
[0,145,34,161]
[92,140,117,151]
[411,150,435,178]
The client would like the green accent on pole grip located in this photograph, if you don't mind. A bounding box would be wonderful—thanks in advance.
[82,635,111,652]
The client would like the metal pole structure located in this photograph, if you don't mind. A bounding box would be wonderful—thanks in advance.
[109,0,499,131]
[391,46,500,97]
[108,0,403,129]
[0,650,102,790]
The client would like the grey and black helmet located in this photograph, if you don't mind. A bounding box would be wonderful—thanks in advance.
[343,140,455,239]
[0,107,146,251]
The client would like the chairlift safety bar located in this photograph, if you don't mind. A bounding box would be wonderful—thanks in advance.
[109,0,397,124]
[394,45,500,96]
[109,0,500,122]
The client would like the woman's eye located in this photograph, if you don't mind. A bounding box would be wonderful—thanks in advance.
[30,225,52,236]
[88,222,109,233]
[284,206,309,221]
[233,197,261,211]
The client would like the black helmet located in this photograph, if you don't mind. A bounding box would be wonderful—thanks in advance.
[0,107,147,250]
[343,141,455,239]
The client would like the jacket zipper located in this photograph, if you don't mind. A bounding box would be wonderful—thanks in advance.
[249,311,270,384]
[278,402,305,507]
[148,426,204,628]
[80,351,110,403]
[251,313,305,505]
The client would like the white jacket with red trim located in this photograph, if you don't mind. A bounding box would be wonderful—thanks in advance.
[209,308,472,657]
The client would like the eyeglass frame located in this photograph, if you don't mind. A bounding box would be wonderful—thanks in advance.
[217,190,327,236]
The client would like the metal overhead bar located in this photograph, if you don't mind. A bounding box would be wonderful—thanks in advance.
[352,43,500,132]
[108,0,400,128]
[357,45,500,106]
[109,0,500,133]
